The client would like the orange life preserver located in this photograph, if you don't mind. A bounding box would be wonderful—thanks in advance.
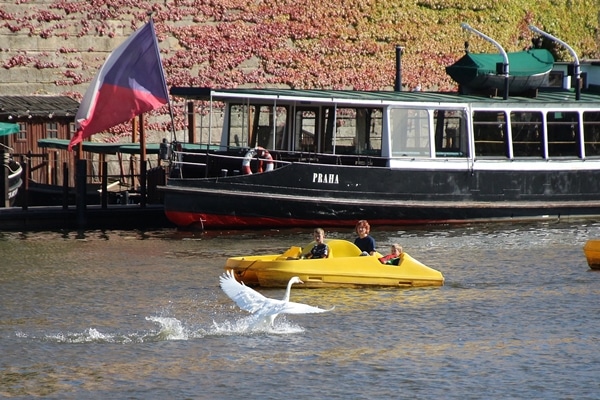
[242,147,274,174]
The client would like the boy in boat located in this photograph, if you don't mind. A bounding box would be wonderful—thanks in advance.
[303,228,329,259]
[354,220,377,256]
[379,244,403,265]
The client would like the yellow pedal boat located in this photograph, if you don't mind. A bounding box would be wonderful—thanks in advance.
[583,239,600,270]
[224,239,444,288]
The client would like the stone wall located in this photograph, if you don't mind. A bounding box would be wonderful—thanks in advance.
[1,1,132,96]
[0,0,183,142]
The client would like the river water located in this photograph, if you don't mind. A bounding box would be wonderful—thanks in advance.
[1,221,599,399]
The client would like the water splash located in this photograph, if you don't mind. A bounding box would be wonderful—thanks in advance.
[27,314,304,345]
[211,315,304,335]
[145,316,191,340]
[31,319,190,344]
[42,328,126,344]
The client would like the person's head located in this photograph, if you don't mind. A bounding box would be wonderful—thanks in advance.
[313,228,325,243]
[355,220,370,237]
[390,243,402,256]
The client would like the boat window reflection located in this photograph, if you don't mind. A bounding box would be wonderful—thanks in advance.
[324,108,383,156]
[547,111,580,158]
[473,111,508,158]
[583,112,600,157]
[389,108,430,157]
[227,104,288,150]
[510,111,544,158]
[433,109,468,157]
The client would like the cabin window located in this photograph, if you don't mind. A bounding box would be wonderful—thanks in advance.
[510,111,544,158]
[473,111,508,157]
[17,122,26,141]
[433,109,467,157]
[547,71,565,88]
[294,109,318,152]
[46,122,58,139]
[389,108,430,157]
[547,111,580,158]
[228,104,288,150]
[326,108,382,155]
[583,111,600,157]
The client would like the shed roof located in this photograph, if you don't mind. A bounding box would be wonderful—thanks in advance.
[0,96,79,119]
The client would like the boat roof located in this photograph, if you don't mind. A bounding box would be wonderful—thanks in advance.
[170,86,600,108]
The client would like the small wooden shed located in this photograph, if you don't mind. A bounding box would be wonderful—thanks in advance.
[0,95,79,186]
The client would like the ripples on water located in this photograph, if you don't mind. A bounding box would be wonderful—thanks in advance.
[1,221,600,399]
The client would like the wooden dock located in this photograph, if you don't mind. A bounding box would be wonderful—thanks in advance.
[0,204,174,231]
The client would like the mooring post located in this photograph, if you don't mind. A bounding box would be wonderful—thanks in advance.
[62,162,69,210]
[101,161,108,209]
[76,159,87,228]
[140,160,147,208]
[22,155,29,211]
[1,148,8,208]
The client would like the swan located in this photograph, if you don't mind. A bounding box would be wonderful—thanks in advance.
[219,270,333,327]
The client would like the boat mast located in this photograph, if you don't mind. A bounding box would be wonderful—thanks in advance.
[528,25,581,100]
[460,23,509,100]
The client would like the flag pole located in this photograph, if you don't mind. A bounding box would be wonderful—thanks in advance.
[147,14,178,144]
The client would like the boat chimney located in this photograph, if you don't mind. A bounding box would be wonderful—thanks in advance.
[394,46,404,92]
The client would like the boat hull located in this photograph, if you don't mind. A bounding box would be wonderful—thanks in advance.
[583,240,600,270]
[224,240,444,288]
[161,163,600,229]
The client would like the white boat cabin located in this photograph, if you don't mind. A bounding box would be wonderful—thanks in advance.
[171,62,600,169]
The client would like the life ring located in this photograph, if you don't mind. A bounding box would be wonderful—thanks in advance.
[242,146,274,174]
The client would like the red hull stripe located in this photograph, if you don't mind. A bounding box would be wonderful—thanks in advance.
[164,210,467,229]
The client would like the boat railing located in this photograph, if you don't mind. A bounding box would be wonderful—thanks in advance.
[171,149,207,168]
[0,142,14,154]
[169,145,391,179]
[172,148,293,168]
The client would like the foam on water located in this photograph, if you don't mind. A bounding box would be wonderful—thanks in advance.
[20,312,305,345]
[210,315,304,335]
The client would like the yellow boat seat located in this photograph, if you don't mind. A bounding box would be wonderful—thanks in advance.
[276,246,302,260]
[278,239,368,260]
[325,239,362,258]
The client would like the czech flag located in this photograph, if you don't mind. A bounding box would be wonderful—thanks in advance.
[69,20,168,150]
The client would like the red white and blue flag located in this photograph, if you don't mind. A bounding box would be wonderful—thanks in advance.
[69,20,168,150]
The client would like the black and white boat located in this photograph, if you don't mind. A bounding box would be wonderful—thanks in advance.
[1,122,23,207]
[5,158,23,206]
[159,60,600,230]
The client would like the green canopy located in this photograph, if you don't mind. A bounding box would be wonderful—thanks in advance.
[446,49,555,93]
[0,122,20,137]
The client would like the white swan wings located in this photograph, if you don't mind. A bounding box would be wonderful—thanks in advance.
[219,270,333,327]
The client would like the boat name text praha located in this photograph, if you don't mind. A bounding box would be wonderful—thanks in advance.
[312,173,339,184]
